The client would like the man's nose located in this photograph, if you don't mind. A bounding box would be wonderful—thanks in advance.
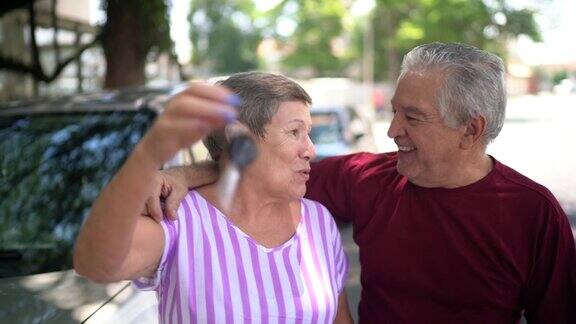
[387,114,405,138]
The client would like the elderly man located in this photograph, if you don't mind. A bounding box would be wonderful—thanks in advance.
[146,43,576,323]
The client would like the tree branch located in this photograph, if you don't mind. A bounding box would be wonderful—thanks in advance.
[51,0,61,63]
[27,0,43,75]
[0,33,101,83]
[0,0,36,18]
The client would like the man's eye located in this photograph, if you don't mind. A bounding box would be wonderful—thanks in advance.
[290,129,299,136]
[406,115,417,121]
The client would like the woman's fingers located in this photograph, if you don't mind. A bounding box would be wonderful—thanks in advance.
[166,94,237,124]
[138,82,238,170]
[179,82,241,107]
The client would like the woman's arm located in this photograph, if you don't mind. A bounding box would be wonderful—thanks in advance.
[334,289,354,324]
[73,146,167,282]
[73,83,238,283]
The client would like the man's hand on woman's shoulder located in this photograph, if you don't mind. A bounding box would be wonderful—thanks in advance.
[143,162,219,222]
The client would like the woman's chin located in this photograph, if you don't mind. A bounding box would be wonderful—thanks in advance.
[286,186,306,201]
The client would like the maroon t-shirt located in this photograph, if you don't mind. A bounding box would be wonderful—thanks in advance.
[307,152,576,323]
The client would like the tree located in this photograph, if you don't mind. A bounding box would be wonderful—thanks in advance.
[0,0,174,92]
[0,0,100,88]
[189,0,261,75]
[271,0,349,77]
[102,0,172,88]
[369,0,542,81]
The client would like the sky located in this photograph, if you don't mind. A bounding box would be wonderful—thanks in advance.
[513,0,576,65]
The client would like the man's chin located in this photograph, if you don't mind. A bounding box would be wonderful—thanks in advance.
[395,162,417,179]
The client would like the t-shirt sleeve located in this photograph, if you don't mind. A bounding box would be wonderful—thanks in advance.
[523,199,576,323]
[132,216,180,291]
[307,155,354,223]
[306,153,367,223]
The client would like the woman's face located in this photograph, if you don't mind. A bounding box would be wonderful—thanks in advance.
[245,101,316,201]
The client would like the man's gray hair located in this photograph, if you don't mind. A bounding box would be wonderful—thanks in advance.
[399,42,506,142]
[203,71,312,161]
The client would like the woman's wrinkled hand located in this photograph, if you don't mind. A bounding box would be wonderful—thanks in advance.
[138,82,240,168]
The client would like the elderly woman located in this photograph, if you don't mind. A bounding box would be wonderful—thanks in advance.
[74,72,352,323]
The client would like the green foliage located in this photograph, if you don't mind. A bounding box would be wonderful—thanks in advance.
[189,0,262,74]
[271,0,349,76]
[183,0,541,80]
[368,0,542,80]
[552,71,568,85]
[140,0,172,53]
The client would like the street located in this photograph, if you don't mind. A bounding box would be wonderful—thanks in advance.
[343,94,576,320]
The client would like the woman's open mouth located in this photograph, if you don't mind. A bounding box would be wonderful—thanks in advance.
[296,169,310,181]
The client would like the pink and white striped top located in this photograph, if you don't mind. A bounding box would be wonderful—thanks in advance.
[134,190,348,324]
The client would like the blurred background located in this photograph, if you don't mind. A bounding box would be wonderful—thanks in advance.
[1,0,575,322]
[2,0,574,101]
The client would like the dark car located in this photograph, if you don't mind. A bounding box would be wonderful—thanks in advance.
[0,87,194,323]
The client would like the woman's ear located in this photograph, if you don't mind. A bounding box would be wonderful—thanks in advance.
[224,122,250,142]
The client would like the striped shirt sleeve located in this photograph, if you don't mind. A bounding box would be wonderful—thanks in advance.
[326,204,349,294]
[132,215,180,291]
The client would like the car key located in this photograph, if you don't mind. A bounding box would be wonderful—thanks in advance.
[217,132,258,212]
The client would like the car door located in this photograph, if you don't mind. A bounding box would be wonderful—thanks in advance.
[0,107,192,323]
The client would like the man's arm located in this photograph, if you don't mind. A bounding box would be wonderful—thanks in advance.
[306,152,377,223]
[306,157,353,223]
[523,202,576,323]
[334,290,354,324]
[145,155,352,222]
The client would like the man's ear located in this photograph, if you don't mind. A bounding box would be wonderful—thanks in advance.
[224,122,250,142]
[460,115,486,149]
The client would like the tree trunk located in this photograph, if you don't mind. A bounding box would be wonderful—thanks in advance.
[103,0,146,89]
[383,10,400,82]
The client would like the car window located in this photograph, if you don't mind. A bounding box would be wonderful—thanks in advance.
[310,112,345,144]
[0,110,155,278]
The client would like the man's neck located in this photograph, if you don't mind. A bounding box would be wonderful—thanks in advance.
[442,154,493,188]
[409,153,493,189]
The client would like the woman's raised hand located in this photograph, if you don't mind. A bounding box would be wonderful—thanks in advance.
[138,82,240,168]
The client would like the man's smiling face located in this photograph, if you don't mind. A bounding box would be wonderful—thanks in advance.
[387,70,468,187]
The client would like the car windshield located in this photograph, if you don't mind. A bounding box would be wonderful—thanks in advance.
[310,112,344,144]
[0,110,154,278]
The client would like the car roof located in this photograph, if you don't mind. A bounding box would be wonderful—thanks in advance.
[0,85,184,116]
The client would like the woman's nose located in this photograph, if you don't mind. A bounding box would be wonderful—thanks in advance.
[302,135,316,161]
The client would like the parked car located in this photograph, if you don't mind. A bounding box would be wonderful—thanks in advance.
[310,105,370,161]
[0,87,195,323]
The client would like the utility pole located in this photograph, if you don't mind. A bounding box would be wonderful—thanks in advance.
[362,14,374,113]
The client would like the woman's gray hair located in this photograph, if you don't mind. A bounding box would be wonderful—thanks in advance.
[203,71,312,161]
[399,42,506,143]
